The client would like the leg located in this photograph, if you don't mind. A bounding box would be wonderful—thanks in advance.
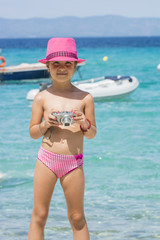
[60,166,89,240]
[28,160,57,240]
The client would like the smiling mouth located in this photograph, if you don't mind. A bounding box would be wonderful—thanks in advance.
[57,72,67,75]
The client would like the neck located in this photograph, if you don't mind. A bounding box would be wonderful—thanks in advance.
[52,80,73,91]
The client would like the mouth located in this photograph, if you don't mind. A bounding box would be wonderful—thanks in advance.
[57,72,67,75]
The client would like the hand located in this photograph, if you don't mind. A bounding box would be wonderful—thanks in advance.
[72,110,89,130]
[44,109,59,128]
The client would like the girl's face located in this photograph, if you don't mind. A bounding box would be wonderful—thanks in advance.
[47,61,77,82]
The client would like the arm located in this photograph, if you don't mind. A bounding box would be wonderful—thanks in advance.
[74,93,97,139]
[29,93,58,139]
[29,93,47,139]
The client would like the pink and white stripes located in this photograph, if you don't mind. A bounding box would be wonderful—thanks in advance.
[37,147,83,178]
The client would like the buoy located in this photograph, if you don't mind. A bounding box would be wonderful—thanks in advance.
[0,56,6,67]
[103,56,108,61]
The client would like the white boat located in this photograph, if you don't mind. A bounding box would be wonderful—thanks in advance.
[26,75,139,101]
[157,64,160,72]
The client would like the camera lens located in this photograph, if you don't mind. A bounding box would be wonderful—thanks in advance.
[61,116,71,126]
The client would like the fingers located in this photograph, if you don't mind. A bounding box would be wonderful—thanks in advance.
[48,115,58,125]
[72,110,85,123]
[73,115,84,121]
[44,110,59,127]
[73,110,83,119]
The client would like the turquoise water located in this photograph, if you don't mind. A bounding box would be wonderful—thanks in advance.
[0,38,160,239]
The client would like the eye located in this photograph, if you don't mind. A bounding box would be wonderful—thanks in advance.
[65,62,72,66]
[52,61,59,66]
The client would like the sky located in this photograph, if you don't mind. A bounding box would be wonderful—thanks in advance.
[0,0,160,19]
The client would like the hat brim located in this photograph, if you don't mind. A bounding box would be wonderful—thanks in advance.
[38,57,86,64]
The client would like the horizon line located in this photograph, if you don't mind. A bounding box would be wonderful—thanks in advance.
[1,14,160,21]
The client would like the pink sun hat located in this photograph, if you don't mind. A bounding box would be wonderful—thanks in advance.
[38,38,86,64]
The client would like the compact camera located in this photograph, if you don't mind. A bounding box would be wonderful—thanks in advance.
[52,111,75,126]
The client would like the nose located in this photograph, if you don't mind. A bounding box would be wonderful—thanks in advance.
[58,64,66,70]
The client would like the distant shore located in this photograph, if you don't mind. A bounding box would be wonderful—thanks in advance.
[0,15,160,38]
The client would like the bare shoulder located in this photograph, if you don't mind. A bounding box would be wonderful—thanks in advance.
[74,85,91,100]
[32,89,48,109]
[82,91,94,105]
[84,92,94,102]
[74,86,94,107]
[34,89,48,103]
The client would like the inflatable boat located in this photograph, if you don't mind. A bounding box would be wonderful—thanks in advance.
[26,75,139,101]
[157,64,160,72]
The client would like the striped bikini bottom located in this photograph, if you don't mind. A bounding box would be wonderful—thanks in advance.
[37,147,83,178]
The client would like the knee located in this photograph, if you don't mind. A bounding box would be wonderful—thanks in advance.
[32,207,48,227]
[68,212,86,230]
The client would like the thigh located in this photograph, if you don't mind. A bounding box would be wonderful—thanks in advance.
[60,166,85,213]
[33,160,57,211]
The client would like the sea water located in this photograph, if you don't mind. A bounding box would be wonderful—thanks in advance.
[0,37,160,240]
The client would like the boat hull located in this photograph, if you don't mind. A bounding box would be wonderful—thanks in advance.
[0,69,49,81]
[77,76,139,99]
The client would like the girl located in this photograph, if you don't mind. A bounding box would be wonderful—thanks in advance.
[28,38,97,240]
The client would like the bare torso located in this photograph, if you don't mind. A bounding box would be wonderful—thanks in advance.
[41,86,88,155]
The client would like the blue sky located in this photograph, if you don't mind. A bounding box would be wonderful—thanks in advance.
[1,0,160,19]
